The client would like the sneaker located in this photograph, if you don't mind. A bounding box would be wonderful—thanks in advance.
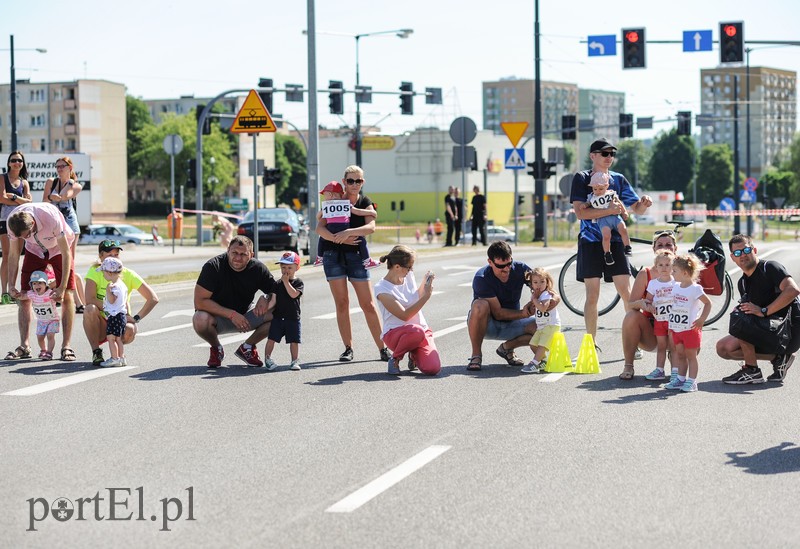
[521,360,542,374]
[207,345,224,369]
[264,357,278,371]
[645,368,666,381]
[339,347,354,362]
[667,370,678,386]
[634,348,644,360]
[313,256,323,267]
[680,379,698,392]
[363,257,381,270]
[100,357,123,368]
[1,292,12,305]
[767,354,795,382]
[92,348,105,366]
[624,245,633,257]
[664,377,684,390]
[119,356,127,367]
[379,347,391,362]
[290,360,301,371]
[604,252,615,265]
[387,357,401,375]
[234,344,263,367]
[722,365,765,385]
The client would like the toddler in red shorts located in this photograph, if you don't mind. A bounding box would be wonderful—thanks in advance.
[641,250,676,383]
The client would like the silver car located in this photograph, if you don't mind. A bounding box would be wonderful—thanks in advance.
[79,224,156,246]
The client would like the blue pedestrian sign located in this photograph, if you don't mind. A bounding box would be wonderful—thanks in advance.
[505,148,526,170]
[718,197,736,211]
[740,190,755,203]
[682,30,712,52]
[587,35,616,57]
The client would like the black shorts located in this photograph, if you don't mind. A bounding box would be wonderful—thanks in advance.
[0,220,6,236]
[576,239,631,282]
[268,317,302,344]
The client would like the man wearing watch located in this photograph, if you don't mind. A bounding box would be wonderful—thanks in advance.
[717,234,800,384]
[82,240,160,366]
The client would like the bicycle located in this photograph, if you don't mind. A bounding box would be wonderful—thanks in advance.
[557,220,733,326]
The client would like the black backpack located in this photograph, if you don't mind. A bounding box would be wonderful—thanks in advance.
[689,229,726,295]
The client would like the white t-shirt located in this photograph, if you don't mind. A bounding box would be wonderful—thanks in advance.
[374,275,428,338]
[669,282,705,332]
[646,277,674,322]
[531,290,561,328]
[104,280,129,317]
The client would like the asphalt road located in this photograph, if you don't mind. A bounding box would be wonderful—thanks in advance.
[2,241,800,548]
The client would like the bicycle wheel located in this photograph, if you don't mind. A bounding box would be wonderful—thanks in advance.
[557,253,621,317]
[704,272,734,326]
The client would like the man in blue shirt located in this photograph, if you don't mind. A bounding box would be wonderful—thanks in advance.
[570,138,652,371]
[466,241,543,371]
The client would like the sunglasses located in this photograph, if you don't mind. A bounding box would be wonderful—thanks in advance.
[653,230,675,238]
[55,164,69,169]
[595,151,616,157]
[492,260,513,270]
[100,239,121,248]
[345,178,364,185]
[732,246,753,257]
[9,158,23,163]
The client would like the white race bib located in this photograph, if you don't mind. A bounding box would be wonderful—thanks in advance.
[321,200,351,220]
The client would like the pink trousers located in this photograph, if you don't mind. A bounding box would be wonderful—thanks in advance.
[382,324,441,376]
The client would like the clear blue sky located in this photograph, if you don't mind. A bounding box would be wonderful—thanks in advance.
[3,0,798,140]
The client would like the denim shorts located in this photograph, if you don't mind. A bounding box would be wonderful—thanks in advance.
[60,208,80,235]
[467,304,537,341]
[322,249,369,282]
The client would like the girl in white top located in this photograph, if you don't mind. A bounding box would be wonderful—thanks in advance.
[522,267,561,373]
[640,250,677,383]
[373,245,440,376]
[664,253,711,393]
[99,257,129,367]
[16,270,59,360]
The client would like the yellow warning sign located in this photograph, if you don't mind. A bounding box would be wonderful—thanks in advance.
[230,90,277,134]
[500,121,529,148]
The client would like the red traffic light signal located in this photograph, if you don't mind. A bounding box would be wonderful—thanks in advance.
[625,30,640,43]
[719,21,744,64]
[622,27,646,69]
[723,24,738,37]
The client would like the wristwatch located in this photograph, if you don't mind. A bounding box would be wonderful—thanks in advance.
[10,194,16,201]
[760,307,768,316]
[133,314,141,323]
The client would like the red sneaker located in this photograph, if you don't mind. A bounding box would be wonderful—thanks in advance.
[208,345,224,368]
[234,344,263,367]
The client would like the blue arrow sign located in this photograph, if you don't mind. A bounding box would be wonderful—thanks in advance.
[587,35,616,57]
[682,30,712,52]
[719,197,736,211]
[504,148,526,170]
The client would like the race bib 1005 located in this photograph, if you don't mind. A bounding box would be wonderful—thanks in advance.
[321,200,351,221]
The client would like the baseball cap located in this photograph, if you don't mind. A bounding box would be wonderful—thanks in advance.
[29,271,49,284]
[589,138,617,153]
[277,251,301,266]
[320,181,344,195]
[99,256,124,273]
[99,239,123,253]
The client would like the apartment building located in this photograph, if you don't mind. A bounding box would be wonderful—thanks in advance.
[483,77,579,138]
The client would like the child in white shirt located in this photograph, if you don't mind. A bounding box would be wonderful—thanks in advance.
[98,257,129,367]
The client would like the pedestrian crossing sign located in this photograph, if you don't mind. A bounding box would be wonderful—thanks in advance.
[504,148,526,170]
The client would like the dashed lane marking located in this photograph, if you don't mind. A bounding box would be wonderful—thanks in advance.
[539,372,568,383]
[3,367,136,396]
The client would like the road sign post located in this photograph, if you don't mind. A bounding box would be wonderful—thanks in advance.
[501,122,529,244]
[163,134,183,255]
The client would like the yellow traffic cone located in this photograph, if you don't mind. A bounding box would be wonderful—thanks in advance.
[544,331,573,373]
[574,333,601,374]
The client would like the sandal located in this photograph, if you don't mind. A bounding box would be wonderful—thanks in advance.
[60,347,77,362]
[39,350,53,360]
[619,364,635,380]
[4,345,32,360]
[75,305,85,314]
[496,343,524,366]
[466,355,483,371]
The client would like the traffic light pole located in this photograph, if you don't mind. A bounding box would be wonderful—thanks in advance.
[532,0,546,245]
[354,35,363,166]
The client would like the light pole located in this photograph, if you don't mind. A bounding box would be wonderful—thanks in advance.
[7,35,47,152]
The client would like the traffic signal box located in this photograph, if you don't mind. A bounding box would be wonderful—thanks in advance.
[619,113,634,139]
[400,82,414,115]
[328,81,344,115]
[677,111,692,136]
[257,78,274,113]
[719,22,744,64]
[622,28,646,69]
[561,114,577,140]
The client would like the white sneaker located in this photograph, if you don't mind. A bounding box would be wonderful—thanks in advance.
[634,348,643,360]
[289,360,301,371]
[264,357,277,371]
[100,357,123,368]
[521,360,542,374]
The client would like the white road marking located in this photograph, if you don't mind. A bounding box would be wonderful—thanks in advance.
[433,322,467,339]
[445,316,467,321]
[447,270,475,277]
[3,367,135,396]
[192,333,249,348]
[441,265,478,270]
[162,309,195,319]
[539,372,568,383]
[458,282,471,287]
[313,307,362,320]
[326,445,451,513]
[138,323,193,337]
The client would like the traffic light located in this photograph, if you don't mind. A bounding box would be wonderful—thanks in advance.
[196,104,211,135]
[328,80,343,115]
[526,160,557,179]
[619,113,633,139]
[719,22,744,64]
[263,168,281,186]
[622,28,646,69]
[400,82,413,115]
[518,195,525,206]
[257,78,274,113]
[677,111,692,136]
[561,114,576,140]
[187,158,196,188]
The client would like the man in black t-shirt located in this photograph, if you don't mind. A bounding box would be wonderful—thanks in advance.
[470,185,487,246]
[718,234,800,384]
[193,236,276,369]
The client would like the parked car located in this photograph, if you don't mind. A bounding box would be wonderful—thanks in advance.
[486,225,516,242]
[79,224,156,246]
[634,214,657,225]
[237,207,310,254]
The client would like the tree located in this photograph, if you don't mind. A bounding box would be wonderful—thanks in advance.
[126,96,153,179]
[614,140,650,189]
[648,129,696,194]
[762,169,798,207]
[276,134,307,206]
[694,143,734,207]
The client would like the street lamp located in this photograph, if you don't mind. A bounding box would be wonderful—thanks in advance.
[6,35,47,152]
